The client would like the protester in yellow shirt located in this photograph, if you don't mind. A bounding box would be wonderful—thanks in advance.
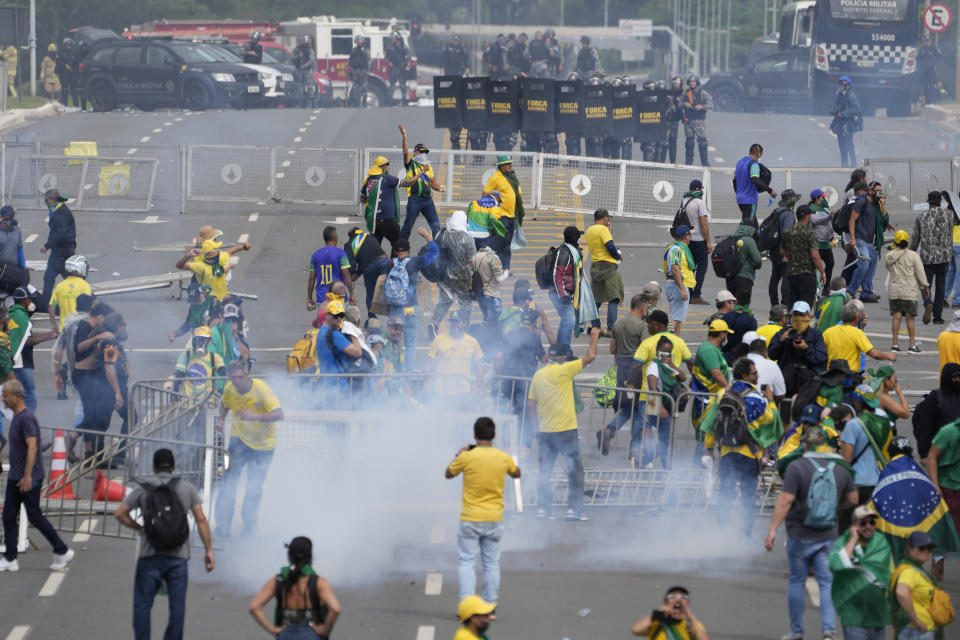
[455,596,497,640]
[214,362,283,538]
[892,531,947,638]
[528,327,599,521]
[631,586,711,640]
[757,305,789,348]
[585,208,624,334]
[50,255,91,331]
[176,238,251,302]
[446,417,521,606]
[938,311,960,373]
[483,155,524,270]
[632,310,694,402]
[428,314,483,400]
[822,301,896,373]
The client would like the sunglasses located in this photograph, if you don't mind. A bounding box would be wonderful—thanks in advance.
[858,518,877,527]
[666,594,689,601]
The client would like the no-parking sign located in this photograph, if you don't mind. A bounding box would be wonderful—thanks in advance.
[924,4,952,34]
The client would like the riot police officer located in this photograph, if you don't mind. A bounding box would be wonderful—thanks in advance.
[243,32,263,64]
[508,33,529,77]
[639,80,658,161]
[575,35,601,77]
[682,74,712,166]
[385,32,411,104]
[563,72,583,157]
[292,36,316,107]
[482,34,509,80]
[659,76,683,163]
[55,37,77,107]
[585,75,606,158]
[545,30,563,78]
[347,35,370,107]
[527,31,550,78]
[442,34,469,77]
[603,77,628,159]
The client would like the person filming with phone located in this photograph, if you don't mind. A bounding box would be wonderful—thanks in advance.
[631,585,710,639]
[768,301,828,398]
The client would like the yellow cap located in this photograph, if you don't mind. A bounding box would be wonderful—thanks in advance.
[894,229,909,245]
[708,318,735,333]
[457,595,496,622]
[200,238,222,254]
[327,299,346,315]
[193,326,212,338]
[375,155,390,167]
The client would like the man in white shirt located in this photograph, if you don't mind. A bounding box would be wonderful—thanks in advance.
[743,330,785,404]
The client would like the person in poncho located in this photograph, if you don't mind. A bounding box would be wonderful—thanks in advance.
[482,155,524,270]
[359,156,426,256]
[428,211,476,337]
[828,504,893,640]
[466,192,507,250]
[700,358,784,536]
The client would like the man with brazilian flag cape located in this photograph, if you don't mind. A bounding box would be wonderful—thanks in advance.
[776,404,846,478]
[360,156,425,239]
[465,192,507,245]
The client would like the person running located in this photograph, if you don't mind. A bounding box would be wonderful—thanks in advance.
[445,417,521,610]
[584,208,624,334]
[214,362,284,539]
[115,448,215,640]
[399,126,444,240]
[528,327,600,521]
[733,143,776,226]
[548,226,585,353]
[0,379,75,573]
[249,536,341,639]
[307,226,354,311]
[50,254,91,332]
[598,294,650,455]
[631,586,710,639]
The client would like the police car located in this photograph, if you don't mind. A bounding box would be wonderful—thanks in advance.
[80,40,267,111]
[703,48,811,113]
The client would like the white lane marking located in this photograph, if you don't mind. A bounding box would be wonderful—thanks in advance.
[83,184,93,191]
[415,626,436,640]
[282,160,291,167]
[129,215,164,224]
[808,117,816,121]
[288,149,296,155]
[707,145,717,151]
[39,572,66,597]
[298,127,307,133]
[152,128,163,133]
[174,117,183,122]
[72,517,93,542]
[163,122,173,126]
[248,213,259,222]
[140,136,150,143]
[429,524,445,544]
[313,109,322,114]
[305,121,313,126]
[5,626,31,640]
[24,234,37,243]
[237,233,249,244]
[424,572,442,595]
[309,115,317,121]
[817,122,826,128]
[275,172,285,179]
[714,157,725,163]
[293,136,302,143]
[126,148,138,155]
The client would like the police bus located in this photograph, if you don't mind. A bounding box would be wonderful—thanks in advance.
[808,0,919,116]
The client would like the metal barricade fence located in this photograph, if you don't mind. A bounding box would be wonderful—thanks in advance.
[187,144,274,202]
[865,157,956,214]
[272,147,360,205]
[537,154,623,214]
[0,141,39,207]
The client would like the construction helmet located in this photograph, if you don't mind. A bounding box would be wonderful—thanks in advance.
[64,254,89,278]
[193,326,212,339]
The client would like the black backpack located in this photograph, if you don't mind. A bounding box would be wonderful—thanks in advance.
[138,478,190,551]
[669,198,694,238]
[913,389,945,459]
[832,200,856,235]
[715,388,752,448]
[710,235,744,279]
[535,246,559,290]
[758,206,789,252]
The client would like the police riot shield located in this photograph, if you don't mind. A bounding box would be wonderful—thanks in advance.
[520,78,556,133]
[612,84,637,139]
[462,77,489,131]
[487,79,521,134]
[433,76,464,129]
[555,80,584,135]
[636,89,668,144]
[582,84,613,138]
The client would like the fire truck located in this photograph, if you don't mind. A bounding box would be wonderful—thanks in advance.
[277,16,418,106]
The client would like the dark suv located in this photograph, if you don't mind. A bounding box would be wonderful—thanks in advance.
[80,40,265,111]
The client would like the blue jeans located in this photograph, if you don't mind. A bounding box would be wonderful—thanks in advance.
[689,240,708,299]
[13,367,37,413]
[457,521,504,602]
[944,245,960,306]
[478,295,502,330]
[640,411,673,468]
[624,401,647,460]
[897,628,934,640]
[537,430,584,514]
[133,555,189,640]
[400,196,441,240]
[387,304,419,372]
[838,133,857,168]
[786,537,837,636]
[277,623,323,639]
[717,452,759,536]
[214,437,274,537]
[842,626,886,640]
[848,239,878,298]
[548,290,575,352]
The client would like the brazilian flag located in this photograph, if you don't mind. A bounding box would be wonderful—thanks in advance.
[466,196,507,239]
[776,421,845,478]
[858,410,894,472]
[869,454,960,560]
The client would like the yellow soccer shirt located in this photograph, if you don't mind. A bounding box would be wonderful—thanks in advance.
[453,628,483,640]
[664,242,696,289]
[756,322,782,347]
[584,223,618,264]
[484,170,519,218]
[50,276,92,331]
[938,331,960,375]
[222,378,282,451]
[896,565,936,632]
[528,359,583,433]
[633,332,692,401]
[447,445,518,522]
[187,252,232,301]
[428,333,483,394]
[822,324,873,373]
[647,619,708,640]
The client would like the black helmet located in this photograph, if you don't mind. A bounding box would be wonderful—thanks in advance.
[580,35,591,44]
[588,75,604,86]
[62,37,74,48]
[686,74,700,85]
[392,31,402,40]
[654,80,666,91]
[544,28,556,39]
[250,31,261,41]
[566,71,582,82]
[612,77,626,87]
[355,35,364,44]
[642,80,655,91]
[888,436,913,459]
[671,75,682,87]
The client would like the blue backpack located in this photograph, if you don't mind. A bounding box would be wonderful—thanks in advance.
[384,258,413,306]
[803,457,839,530]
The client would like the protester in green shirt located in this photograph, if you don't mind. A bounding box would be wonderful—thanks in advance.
[828,505,892,638]
[926,417,960,536]
[727,224,763,303]
[816,278,850,330]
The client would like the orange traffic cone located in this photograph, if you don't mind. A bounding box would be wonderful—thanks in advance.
[93,470,127,502]
[46,430,77,499]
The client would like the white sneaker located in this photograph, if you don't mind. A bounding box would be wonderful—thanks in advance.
[50,548,74,571]
[0,556,19,572]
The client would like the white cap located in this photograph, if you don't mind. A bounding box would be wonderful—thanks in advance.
[715,289,736,303]
[742,331,761,345]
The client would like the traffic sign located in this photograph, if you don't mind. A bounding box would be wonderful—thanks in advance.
[221,163,243,185]
[924,4,952,33]
[570,174,592,196]
[618,19,653,37]
[652,180,674,203]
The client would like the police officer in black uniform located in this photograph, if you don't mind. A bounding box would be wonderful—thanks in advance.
[243,32,263,64]
[508,33,529,77]
[56,38,78,108]
[482,34,509,80]
[545,30,563,79]
[292,36,316,107]
[347,35,370,107]
[584,75,606,158]
[575,35,601,77]
[658,77,683,163]
[443,34,469,77]
[385,32,411,105]
[74,39,90,111]
[527,32,550,78]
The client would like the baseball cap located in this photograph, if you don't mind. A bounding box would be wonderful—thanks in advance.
[193,326,212,338]
[521,309,540,324]
[850,383,880,408]
[413,143,429,153]
[689,179,703,191]
[908,531,933,548]
[673,224,691,238]
[800,427,827,447]
[853,505,876,522]
[458,595,496,622]
[394,238,411,252]
[563,226,583,244]
[800,403,822,425]
[222,303,240,319]
[327,299,346,316]
[715,290,736,304]
[12,286,33,300]
[387,316,404,327]
[548,342,571,358]
[791,301,812,315]
[708,318,734,333]
[809,188,826,200]
[894,229,909,245]
[648,309,669,326]
[153,448,175,471]
[742,330,761,345]
[642,281,660,296]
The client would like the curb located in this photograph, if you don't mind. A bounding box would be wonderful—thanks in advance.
[0,102,64,132]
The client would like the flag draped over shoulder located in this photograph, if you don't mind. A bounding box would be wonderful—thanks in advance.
[466,196,507,239]
[828,530,893,628]
[858,410,893,470]
[698,380,784,449]
[776,422,843,477]
[868,454,960,558]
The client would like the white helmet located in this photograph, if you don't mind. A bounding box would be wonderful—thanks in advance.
[65,254,88,278]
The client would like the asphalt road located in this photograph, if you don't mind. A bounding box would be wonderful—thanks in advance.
[0,105,956,640]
